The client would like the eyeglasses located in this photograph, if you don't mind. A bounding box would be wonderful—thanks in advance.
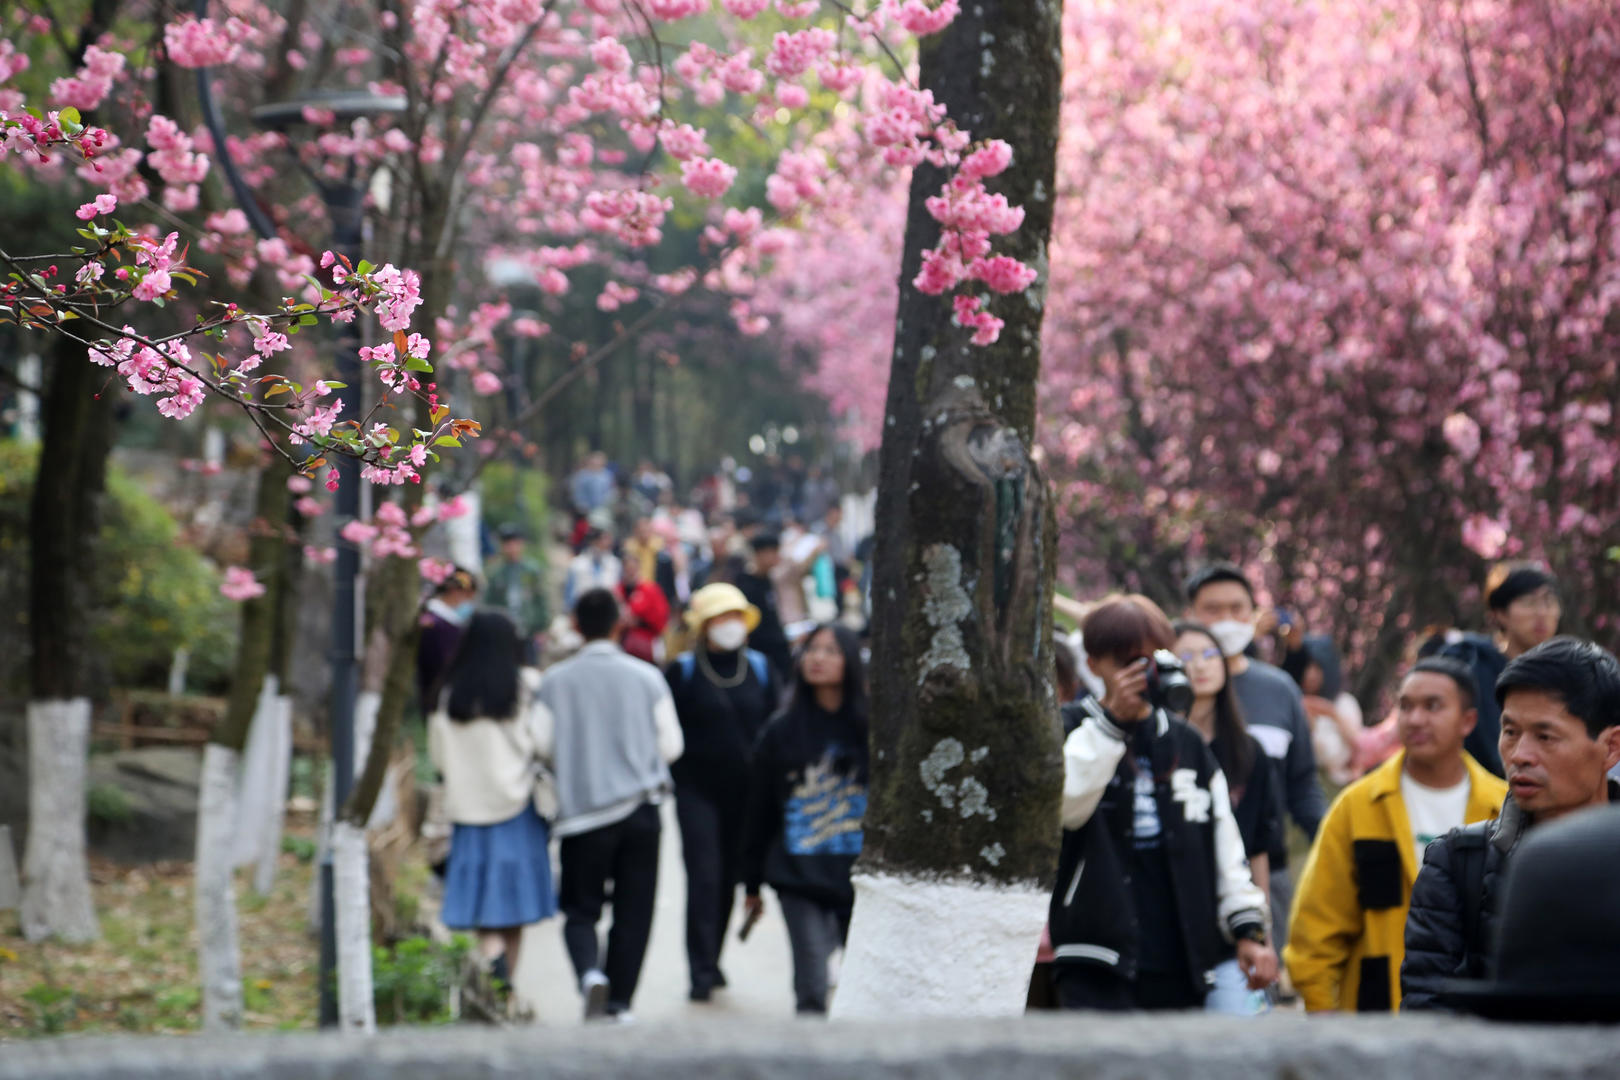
[1177,646,1223,664]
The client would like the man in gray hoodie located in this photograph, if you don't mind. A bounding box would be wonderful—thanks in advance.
[535,588,684,1021]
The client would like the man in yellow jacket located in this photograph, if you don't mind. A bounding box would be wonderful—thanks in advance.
[1285,657,1507,1012]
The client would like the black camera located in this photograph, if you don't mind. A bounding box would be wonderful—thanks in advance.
[1146,648,1194,715]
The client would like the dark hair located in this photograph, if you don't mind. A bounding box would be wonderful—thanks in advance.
[751,532,781,552]
[434,566,477,596]
[1184,562,1255,604]
[1495,637,1620,739]
[1486,562,1558,612]
[1302,635,1344,700]
[444,612,522,722]
[1407,656,1478,711]
[573,587,621,641]
[1053,635,1080,703]
[1082,594,1175,664]
[1172,620,1256,787]
[783,623,870,782]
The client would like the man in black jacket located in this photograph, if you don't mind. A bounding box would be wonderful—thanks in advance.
[1052,595,1276,1010]
[1402,637,1620,1011]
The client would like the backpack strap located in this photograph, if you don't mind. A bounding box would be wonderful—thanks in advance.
[745,649,769,687]
[1446,824,1491,978]
[678,652,695,682]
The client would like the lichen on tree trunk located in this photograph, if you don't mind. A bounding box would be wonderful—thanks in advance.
[859,0,1065,892]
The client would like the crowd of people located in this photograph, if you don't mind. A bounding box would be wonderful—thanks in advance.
[1041,559,1619,1022]
[411,448,1619,1025]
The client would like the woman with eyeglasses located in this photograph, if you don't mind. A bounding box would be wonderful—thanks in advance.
[1173,619,1284,1015]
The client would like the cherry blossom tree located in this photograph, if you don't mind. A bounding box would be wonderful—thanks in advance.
[768,0,1620,702]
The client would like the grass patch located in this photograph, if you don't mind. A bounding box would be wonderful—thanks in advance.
[0,825,320,1038]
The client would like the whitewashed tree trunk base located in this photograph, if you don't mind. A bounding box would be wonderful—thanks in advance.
[828,872,1047,1020]
[332,821,376,1034]
[255,694,294,896]
[19,700,99,943]
[196,743,244,1030]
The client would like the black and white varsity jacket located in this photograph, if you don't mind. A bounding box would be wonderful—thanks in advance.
[1049,697,1268,995]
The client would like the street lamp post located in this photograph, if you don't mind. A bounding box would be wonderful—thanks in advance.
[246,91,405,1028]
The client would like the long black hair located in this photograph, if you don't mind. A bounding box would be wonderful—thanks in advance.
[444,611,523,722]
[782,623,870,781]
[1172,619,1255,787]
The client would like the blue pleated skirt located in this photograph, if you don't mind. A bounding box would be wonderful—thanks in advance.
[440,805,558,931]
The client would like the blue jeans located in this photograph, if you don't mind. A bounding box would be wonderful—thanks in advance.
[1205,957,1271,1016]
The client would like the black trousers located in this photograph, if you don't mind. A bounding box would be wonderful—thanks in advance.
[1053,965,1204,1012]
[558,802,662,1011]
[675,785,747,990]
[778,891,851,1014]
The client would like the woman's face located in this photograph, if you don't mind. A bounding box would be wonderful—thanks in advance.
[800,629,845,689]
[1174,631,1226,700]
[1302,660,1325,696]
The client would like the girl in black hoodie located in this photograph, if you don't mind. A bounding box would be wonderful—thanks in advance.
[741,623,868,1015]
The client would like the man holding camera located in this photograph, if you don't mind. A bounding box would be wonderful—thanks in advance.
[1050,594,1276,1010]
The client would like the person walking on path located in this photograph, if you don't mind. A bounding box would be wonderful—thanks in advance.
[664,583,780,1002]
[736,534,794,681]
[563,523,621,609]
[1286,657,1506,1013]
[428,612,558,1004]
[417,568,479,706]
[1186,563,1323,958]
[533,588,684,1022]
[486,524,549,662]
[1402,638,1620,1012]
[1439,562,1563,778]
[1172,621,1285,1015]
[742,623,868,1016]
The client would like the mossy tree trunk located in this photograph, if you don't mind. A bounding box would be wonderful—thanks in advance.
[833,0,1064,1018]
[20,338,114,944]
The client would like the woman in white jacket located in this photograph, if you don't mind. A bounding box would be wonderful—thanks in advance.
[429,611,556,988]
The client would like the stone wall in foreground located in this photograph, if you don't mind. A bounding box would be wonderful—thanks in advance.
[4,1014,1619,1080]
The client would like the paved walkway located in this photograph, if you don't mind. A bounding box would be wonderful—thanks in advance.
[515,801,799,1025]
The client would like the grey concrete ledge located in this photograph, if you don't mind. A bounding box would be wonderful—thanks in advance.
[4,1014,1620,1079]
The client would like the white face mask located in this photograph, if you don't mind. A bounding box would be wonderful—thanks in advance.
[707,620,749,653]
[1209,619,1254,657]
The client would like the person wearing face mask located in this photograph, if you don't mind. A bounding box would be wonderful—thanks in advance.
[664,583,781,1002]
[1185,563,1323,964]
[418,567,479,708]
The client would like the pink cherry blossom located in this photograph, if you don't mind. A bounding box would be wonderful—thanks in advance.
[220,566,267,602]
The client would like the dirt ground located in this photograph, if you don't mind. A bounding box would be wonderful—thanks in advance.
[0,829,319,1038]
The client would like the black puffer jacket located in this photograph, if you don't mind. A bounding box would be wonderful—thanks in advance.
[1402,781,1620,1011]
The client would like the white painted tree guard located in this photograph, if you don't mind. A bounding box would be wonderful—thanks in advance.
[332,821,376,1034]
[19,700,99,943]
[196,743,244,1030]
[829,872,1047,1019]
[233,676,294,896]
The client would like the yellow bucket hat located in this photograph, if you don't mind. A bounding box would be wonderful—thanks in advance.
[684,582,761,633]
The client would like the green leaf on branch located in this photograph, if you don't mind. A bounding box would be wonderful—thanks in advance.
[405,356,432,372]
[433,436,461,448]
[298,313,318,326]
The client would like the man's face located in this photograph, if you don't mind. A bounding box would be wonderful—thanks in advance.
[1397,672,1475,771]
[1499,688,1620,821]
[1190,580,1254,626]
[1496,587,1561,654]
[754,547,780,572]
[501,538,524,561]
[593,530,615,552]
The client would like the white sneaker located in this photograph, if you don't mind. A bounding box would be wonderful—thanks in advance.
[610,1010,638,1025]
[581,969,611,1021]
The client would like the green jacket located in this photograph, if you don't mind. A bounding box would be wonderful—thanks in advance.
[484,556,549,636]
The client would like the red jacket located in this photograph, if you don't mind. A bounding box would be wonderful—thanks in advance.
[618,580,669,663]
